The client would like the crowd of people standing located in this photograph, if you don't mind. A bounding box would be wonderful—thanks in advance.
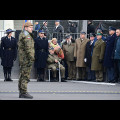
[0,20,120,84]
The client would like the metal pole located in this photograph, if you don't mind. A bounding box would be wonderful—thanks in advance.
[82,20,87,37]
[58,61,61,82]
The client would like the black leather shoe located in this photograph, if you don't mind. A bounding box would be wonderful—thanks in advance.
[51,78,58,82]
[61,78,67,82]
[19,92,33,99]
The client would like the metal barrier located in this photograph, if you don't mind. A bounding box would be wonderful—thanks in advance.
[51,33,108,41]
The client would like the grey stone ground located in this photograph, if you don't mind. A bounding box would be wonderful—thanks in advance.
[0,80,120,100]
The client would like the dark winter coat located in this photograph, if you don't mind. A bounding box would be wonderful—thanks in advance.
[34,37,48,68]
[103,33,117,68]
[0,36,17,67]
[84,40,95,68]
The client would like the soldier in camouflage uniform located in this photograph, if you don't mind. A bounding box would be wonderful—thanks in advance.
[18,22,35,99]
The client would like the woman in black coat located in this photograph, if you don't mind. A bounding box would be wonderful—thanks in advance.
[34,30,48,82]
[1,29,17,82]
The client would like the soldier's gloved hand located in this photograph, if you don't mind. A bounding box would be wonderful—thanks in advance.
[84,58,87,63]
[99,59,103,63]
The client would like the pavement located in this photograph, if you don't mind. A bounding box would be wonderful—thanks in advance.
[0,79,120,100]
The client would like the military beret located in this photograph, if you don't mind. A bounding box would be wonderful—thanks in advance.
[109,26,116,31]
[24,22,33,27]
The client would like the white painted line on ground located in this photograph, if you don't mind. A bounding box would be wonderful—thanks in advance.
[71,81,116,86]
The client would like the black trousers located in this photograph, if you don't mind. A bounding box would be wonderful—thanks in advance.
[3,67,12,75]
[37,68,45,75]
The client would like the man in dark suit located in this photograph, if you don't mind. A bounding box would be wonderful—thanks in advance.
[0,28,17,82]
[84,33,96,81]
[53,20,64,46]
[34,30,48,82]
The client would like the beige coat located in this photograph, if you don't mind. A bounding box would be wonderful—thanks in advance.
[74,38,89,67]
[91,39,106,71]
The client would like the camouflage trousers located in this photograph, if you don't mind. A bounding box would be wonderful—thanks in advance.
[18,65,32,94]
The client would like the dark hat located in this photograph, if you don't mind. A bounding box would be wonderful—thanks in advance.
[97,33,103,36]
[65,34,71,39]
[5,28,16,34]
[80,31,86,34]
[109,26,116,31]
[55,20,60,22]
[38,30,45,33]
[90,33,96,37]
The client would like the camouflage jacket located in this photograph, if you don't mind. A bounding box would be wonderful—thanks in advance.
[18,30,35,66]
[47,53,61,65]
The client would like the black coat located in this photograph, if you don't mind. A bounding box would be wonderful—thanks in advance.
[53,25,64,42]
[0,36,17,67]
[87,23,95,34]
[34,37,48,68]
[84,41,95,68]
[103,33,117,68]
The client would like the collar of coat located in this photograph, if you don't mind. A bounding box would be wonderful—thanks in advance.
[94,39,103,46]
[78,38,88,44]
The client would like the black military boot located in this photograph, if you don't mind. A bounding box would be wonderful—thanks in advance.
[19,92,33,99]
[7,74,13,82]
[4,73,7,82]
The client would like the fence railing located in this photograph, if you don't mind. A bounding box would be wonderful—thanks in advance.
[50,33,108,41]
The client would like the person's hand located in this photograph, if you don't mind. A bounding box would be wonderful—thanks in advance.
[55,59,58,63]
